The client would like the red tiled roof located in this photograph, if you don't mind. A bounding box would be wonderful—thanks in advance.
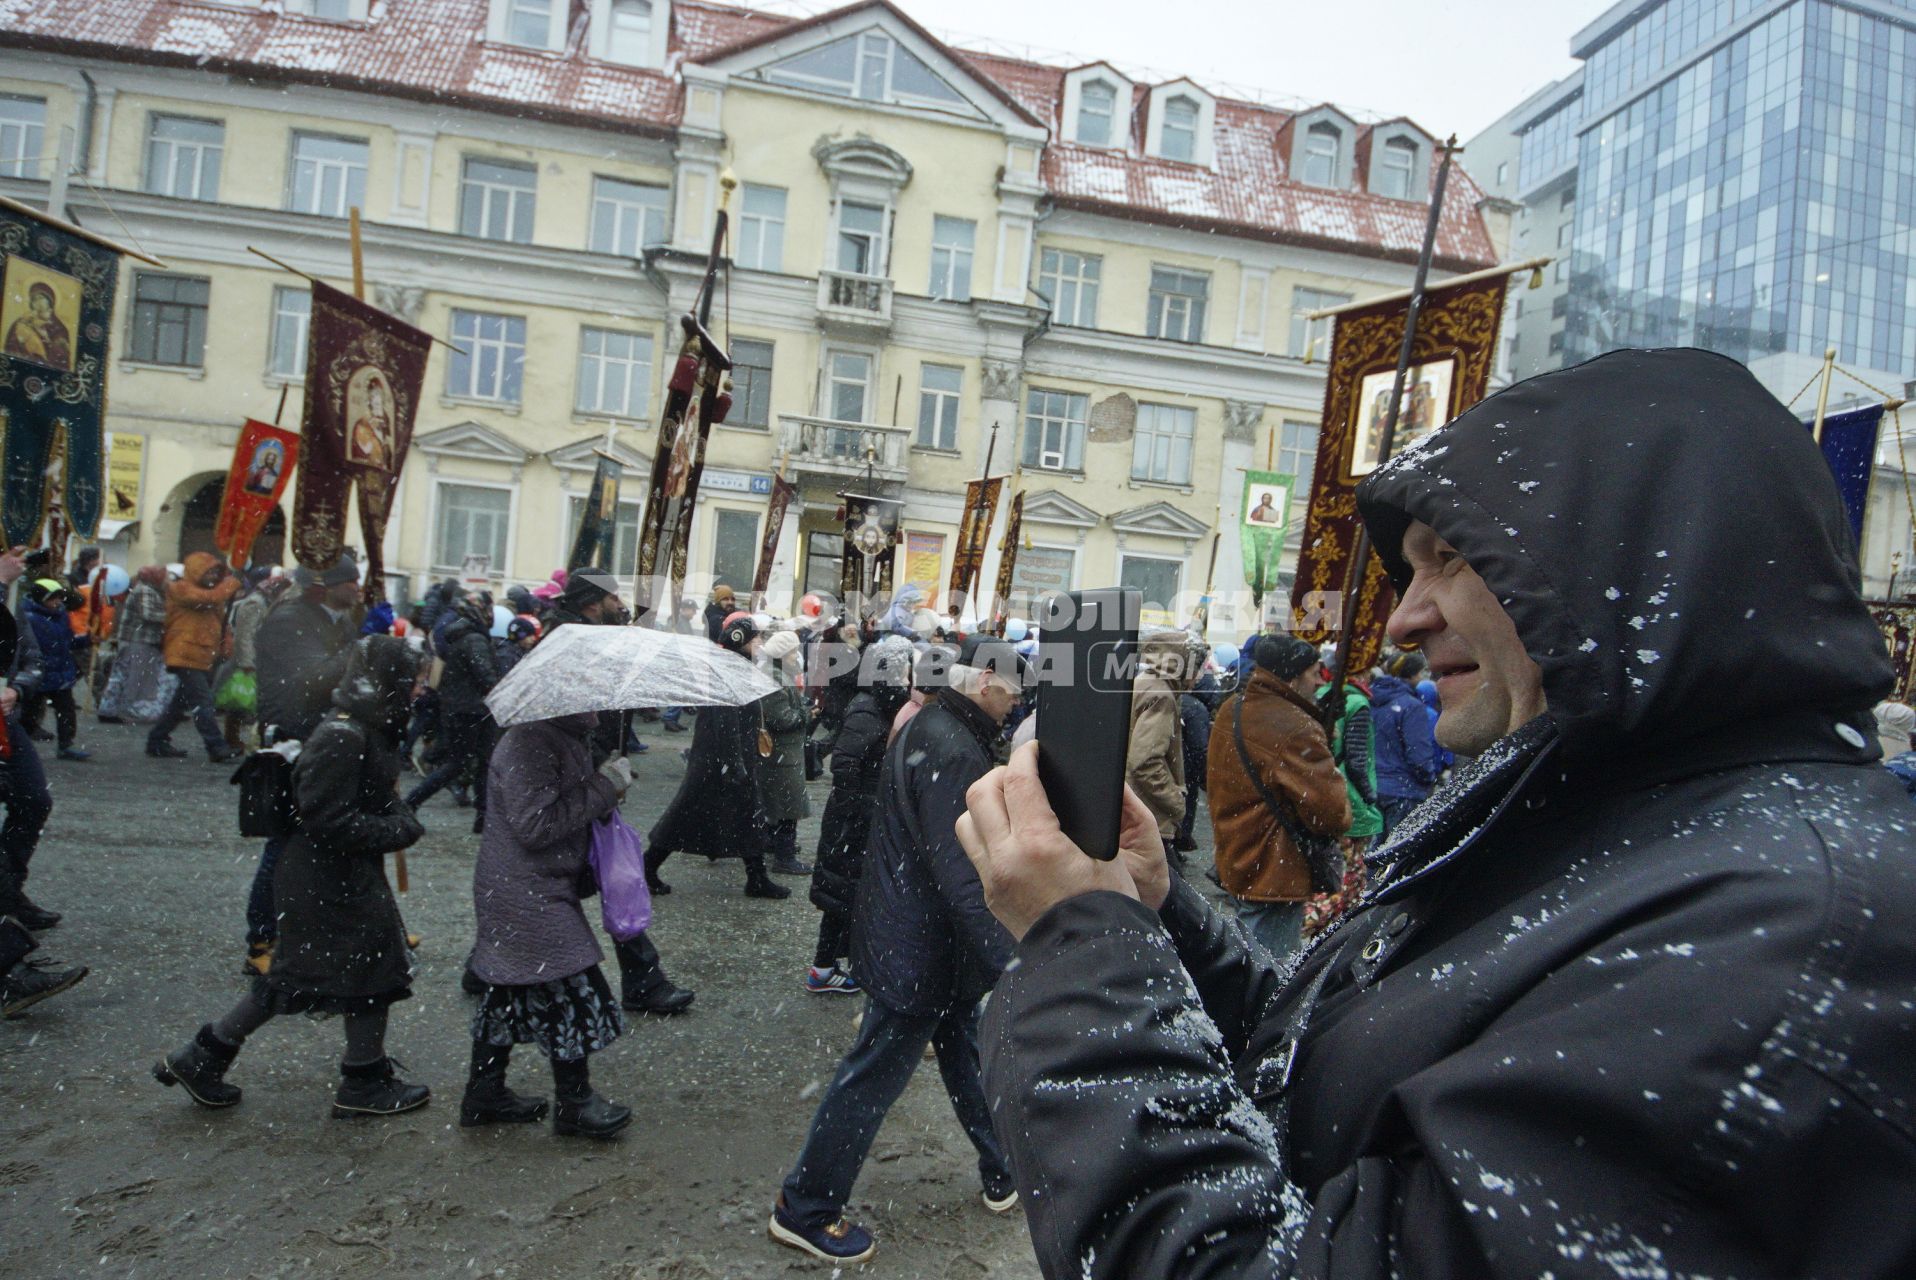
[0,0,1497,268]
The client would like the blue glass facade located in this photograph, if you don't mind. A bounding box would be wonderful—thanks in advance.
[1565,0,1916,374]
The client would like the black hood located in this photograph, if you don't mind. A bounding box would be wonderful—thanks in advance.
[332,635,419,736]
[1356,347,1892,758]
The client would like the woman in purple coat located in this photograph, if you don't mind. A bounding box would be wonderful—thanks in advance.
[464,709,635,1139]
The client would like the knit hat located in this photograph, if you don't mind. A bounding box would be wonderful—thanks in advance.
[1876,700,1914,757]
[718,610,759,653]
[561,567,618,607]
[762,629,801,663]
[865,634,916,687]
[1254,634,1320,680]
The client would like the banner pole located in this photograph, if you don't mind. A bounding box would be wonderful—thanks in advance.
[1325,134,1458,715]
[1811,346,1837,445]
[348,206,365,301]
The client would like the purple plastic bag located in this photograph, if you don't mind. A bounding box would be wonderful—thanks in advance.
[589,810,653,941]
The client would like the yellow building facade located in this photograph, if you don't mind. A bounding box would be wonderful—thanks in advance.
[0,0,1504,631]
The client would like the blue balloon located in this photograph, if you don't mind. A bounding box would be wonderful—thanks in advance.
[1004,617,1029,642]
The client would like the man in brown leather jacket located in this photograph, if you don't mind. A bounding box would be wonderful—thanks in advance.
[1208,634,1351,961]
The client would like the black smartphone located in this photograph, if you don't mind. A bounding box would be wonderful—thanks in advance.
[1035,588,1139,860]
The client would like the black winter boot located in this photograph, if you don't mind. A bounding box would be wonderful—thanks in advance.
[153,1025,243,1108]
[643,847,671,896]
[460,1043,548,1128]
[332,1056,431,1118]
[551,1058,630,1139]
[743,860,791,900]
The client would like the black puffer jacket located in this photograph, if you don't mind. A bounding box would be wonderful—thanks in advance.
[435,609,499,719]
[262,636,425,1013]
[647,701,764,859]
[982,349,1915,1279]
[810,685,909,916]
[255,596,355,741]
[851,688,1014,1018]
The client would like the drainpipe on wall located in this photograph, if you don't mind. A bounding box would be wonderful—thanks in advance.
[77,70,98,179]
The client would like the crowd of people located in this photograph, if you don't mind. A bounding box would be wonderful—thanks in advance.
[5,350,1916,1274]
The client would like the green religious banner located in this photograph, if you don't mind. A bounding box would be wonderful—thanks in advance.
[1239,469,1294,607]
[0,196,125,546]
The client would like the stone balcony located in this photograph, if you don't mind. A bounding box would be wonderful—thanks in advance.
[775,415,911,484]
[816,269,893,333]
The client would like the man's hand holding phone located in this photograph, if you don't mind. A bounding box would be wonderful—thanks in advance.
[959,742,1170,941]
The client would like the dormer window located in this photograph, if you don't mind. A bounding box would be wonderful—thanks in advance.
[607,0,651,61]
[1160,95,1199,162]
[504,0,551,47]
[1376,136,1417,199]
[765,30,968,109]
[1302,122,1342,186]
[1078,81,1116,146]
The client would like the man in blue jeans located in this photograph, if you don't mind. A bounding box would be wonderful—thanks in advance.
[768,637,1025,1264]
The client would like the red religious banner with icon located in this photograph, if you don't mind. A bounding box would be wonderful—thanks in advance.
[214,418,299,568]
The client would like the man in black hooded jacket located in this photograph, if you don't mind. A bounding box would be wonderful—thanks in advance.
[960,349,1916,1278]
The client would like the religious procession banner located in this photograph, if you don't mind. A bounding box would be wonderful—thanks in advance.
[752,473,797,598]
[1239,470,1294,607]
[293,281,429,599]
[839,491,903,608]
[635,323,728,620]
[103,431,144,527]
[946,476,1002,615]
[567,452,624,572]
[1806,403,1884,547]
[902,531,944,609]
[1289,274,1509,670]
[990,489,1025,628]
[0,199,120,546]
[214,418,299,568]
[1873,603,1915,704]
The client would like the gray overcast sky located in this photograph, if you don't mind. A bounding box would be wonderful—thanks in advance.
[793,0,1596,141]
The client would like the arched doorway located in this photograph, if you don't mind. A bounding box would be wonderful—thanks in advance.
[177,476,286,566]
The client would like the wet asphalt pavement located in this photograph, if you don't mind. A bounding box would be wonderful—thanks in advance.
[0,711,1210,1278]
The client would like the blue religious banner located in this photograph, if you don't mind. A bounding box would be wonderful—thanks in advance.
[0,195,124,546]
[1806,403,1885,547]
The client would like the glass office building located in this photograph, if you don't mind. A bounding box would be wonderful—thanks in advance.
[1564,0,1916,375]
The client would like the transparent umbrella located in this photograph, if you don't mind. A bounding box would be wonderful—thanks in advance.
[485,623,778,726]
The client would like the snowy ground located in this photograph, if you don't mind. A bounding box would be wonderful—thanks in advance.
[0,711,1217,1278]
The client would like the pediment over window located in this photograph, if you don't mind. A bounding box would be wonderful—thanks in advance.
[812,135,914,191]
[1285,104,1360,190]
[1020,488,1101,528]
[696,3,1041,129]
[546,436,652,472]
[1061,63,1135,149]
[1360,118,1436,201]
[1109,500,1211,539]
[415,421,530,464]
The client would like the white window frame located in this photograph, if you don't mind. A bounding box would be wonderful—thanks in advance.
[761,28,969,110]
[1302,122,1342,187]
[916,363,962,451]
[1278,419,1320,484]
[604,0,652,63]
[575,326,653,419]
[834,199,888,277]
[1288,286,1352,357]
[823,348,875,423]
[497,0,559,49]
[1159,96,1199,162]
[460,156,537,244]
[1036,247,1101,327]
[589,175,668,255]
[1146,81,1215,166]
[1118,553,1184,618]
[1147,266,1209,343]
[736,183,786,272]
[268,285,311,381]
[1077,80,1116,146]
[128,271,211,368]
[287,131,368,218]
[588,0,668,67]
[286,0,366,17]
[1023,387,1088,473]
[728,337,775,429]
[431,479,517,575]
[928,215,975,302]
[1131,402,1196,485]
[0,95,43,180]
[1376,137,1417,199]
[710,506,763,592]
[447,309,528,404]
[143,114,223,201]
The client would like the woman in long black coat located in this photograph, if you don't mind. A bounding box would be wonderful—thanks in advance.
[644,614,787,899]
[155,636,431,1119]
[804,634,915,994]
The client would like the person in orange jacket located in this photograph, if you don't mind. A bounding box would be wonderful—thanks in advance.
[146,551,241,762]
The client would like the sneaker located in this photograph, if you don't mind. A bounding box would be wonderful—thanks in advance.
[804,966,861,996]
[1,958,87,1018]
[768,1198,876,1264]
[983,1188,1020,1214]
[57,746,92,762]
[146,741,188,759]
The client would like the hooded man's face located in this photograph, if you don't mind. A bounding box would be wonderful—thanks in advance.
[1386,520,1545,756]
